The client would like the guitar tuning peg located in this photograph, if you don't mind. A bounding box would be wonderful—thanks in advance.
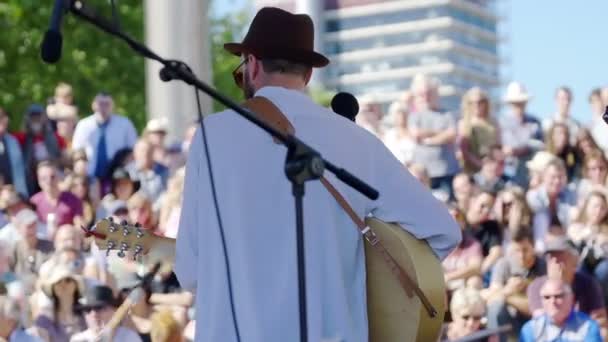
[122,227,131,237]
[120,220,128,226]
[117,250,126,258]
[108,216,114,223]
[105,240,116,256]
[132,244,143,261]
[135,222,142,228]
[136,228,144,239]
[109,223,117,233]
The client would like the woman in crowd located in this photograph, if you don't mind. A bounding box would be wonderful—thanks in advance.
[443,287,487,341]
[443,204,483,292]
[34,265,86,342]
[458,87,501,174]
[127,192,157,233]
[382,94,414,164]
[568,190,608,302]
[465,191,503,277]
[545,122,581,182]
[577,150,608,204]
[493,186,532,250]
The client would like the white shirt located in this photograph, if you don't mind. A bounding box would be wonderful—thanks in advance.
[175,87,461,342]
[72,114,138,176]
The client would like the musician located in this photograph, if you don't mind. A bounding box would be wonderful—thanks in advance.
[170,7,460,342]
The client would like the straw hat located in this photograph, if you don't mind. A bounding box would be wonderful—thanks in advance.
[526,151,558,172]
[144,117,169,134]
[41,264,85,298]
[503,81,532,103]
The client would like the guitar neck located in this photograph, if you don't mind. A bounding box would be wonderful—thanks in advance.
[145,235,176,264]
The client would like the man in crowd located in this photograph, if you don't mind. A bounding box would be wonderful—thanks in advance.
[0,295,43,342]
[72,92,138,182]
[542,86,580,144]
[0,108,28,197]
[483,229,546,341]
[527,236,607,334]
[521,278,602,341]
[500,81,544,188]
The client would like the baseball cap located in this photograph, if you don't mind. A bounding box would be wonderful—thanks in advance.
[14,208,38,227]
[544,236,578,255]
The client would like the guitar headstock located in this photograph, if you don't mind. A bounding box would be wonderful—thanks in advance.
[84,217,155,260]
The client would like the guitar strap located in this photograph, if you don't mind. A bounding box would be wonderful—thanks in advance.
[242,96,437,318]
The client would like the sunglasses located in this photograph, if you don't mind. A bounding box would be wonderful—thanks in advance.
[461,314,483,321]
[232,59,247,89]
[542,293,565,300]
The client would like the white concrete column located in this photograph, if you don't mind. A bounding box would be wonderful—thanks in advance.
[144,0,213,143]
[296,0,324,85]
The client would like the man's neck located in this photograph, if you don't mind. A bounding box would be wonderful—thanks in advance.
[556,110,570,120]
[95,112,111,123]
[45,188,61,202]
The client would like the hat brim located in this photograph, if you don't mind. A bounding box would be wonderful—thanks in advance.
[224,42,329,68]
[42,274,85,299]
[504,95,532,103]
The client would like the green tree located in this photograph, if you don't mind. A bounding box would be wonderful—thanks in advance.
[0,1,146,130]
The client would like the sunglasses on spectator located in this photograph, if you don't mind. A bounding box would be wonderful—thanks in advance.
[542,293,565,300]
[461,314,483,321]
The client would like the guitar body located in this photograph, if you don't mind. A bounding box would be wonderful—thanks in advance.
[365,217,446,342]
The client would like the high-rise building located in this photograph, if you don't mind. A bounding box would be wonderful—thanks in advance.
[255,0,502,112]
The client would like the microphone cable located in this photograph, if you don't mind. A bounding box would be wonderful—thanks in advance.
[193,88,242,342]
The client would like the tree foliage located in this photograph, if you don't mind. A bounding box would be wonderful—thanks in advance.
[0,0,146,131]
[0,1,251,131]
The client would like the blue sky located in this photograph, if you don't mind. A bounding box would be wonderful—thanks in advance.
[214,1,608,123]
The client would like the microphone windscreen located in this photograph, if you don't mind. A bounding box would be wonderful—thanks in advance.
[40,30,63,64]
[331,92,359,122]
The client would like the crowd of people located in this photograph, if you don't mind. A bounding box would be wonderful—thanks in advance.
[358,74,608,341]
[1,76,608,341]
[0,83,196,341]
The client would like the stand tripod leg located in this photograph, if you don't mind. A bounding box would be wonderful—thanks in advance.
[292,183,307,342]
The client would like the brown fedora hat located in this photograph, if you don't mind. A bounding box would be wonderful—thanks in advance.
[224,7,329,68]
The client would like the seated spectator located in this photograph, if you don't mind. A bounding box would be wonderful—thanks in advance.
[30,160,83,229]
[458,87,501,174]
[383,97,414,164]
[143,117,170,168]
[0,295,44,341]
[0,106,28,197]
[9,209,54,294]
[473,145,508,193]
[521,278,602,342]
[452,173,477,213]
[35,265,86,342]
[132,139,168,209]
[527,236,607,333]
[499,81,543,188]
[443,204,483,292]
[0,186,46,244]
[576,150,608,206]
[159,168,185,239]
[443,287,487,341]
[69,149,101,206]
[68,175,95,228]
[493,186,532,250]
[465,191,503,276]
[127,192,157,233]
[408,73,460,196]
[542,86,580,145]
[525,151,559,190]
[545,122,581,182]
[70,285,141,342]
[96,168,139,221]
[483,229,545,341]
[527,159,577,252]
[150,309,183,342]
[588,88,608,151]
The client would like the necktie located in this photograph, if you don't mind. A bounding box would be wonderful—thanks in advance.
[94,121,109,179]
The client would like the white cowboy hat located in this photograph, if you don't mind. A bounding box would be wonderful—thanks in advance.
[503,81,532,103]
[144,117,169,133]
[41,264,85,298]
[526,151,558,172]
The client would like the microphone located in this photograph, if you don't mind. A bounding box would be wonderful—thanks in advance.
[331,92,359,122]
[40,0,67,63]
[603,106,608,125]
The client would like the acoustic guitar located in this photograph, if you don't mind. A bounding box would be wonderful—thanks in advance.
[86,217,446,342]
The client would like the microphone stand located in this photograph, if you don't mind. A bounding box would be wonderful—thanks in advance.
[66,2,380,341]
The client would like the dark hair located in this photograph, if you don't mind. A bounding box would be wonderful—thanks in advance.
[51,281,81,325]
[36,159,58,172]
[589,88,602,102]
[261,58,311,78]
[511,228,534,244]
[555,86,572,99]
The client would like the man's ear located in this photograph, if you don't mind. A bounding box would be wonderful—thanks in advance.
[249,55,261,81]
[303,68,313,85]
